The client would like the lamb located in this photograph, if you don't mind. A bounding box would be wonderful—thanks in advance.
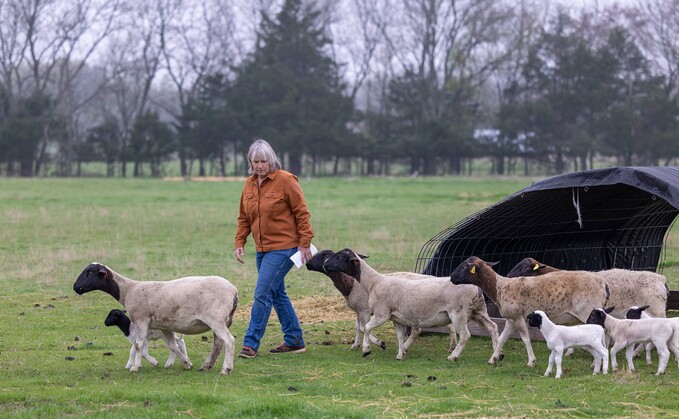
[104,309,188,369]
[586,307,679,375]
[73,262,238,375]
[305,250,457,353]
[450,256,610,367]
[526,310,608,378]
[322,248,500,363]
[507,257,668,319]
[625,305,679,366]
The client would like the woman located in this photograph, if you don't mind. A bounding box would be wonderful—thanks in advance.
[234,138,314,359]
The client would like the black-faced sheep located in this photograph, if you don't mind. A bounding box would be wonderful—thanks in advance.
[526,310,608,378]
[587,307,679,375]
[450,256,609,367]
[322,248,500,363]
[104,309,188,369]
[507,257,668,319]
[74,262,238,375]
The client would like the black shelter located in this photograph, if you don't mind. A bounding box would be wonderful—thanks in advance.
[415,166,679,279]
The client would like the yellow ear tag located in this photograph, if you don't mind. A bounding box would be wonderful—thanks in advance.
[470,266,476,274]
[533,264,539,271]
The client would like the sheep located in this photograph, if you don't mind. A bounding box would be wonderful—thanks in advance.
[305,250,457,353]
[104,309,188,369]
[73,262,238,375]
[509,257,669,358]
[507,257,669,319]
[526,310,608,378]
[322,248,500,363]
[625,305,679,366]
[586,307,679,375]
[450,256,610,367]
[306,250,388,350]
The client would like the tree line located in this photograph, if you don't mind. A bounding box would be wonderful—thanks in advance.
[1,0,678,178]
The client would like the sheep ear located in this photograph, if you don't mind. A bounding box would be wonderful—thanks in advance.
[639,305,650,311]
[487,261,499,267]
[357,253,368,259]
[97,266,109,279]
[605,306,615,314]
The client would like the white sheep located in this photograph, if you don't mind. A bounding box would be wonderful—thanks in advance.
[305,250,458,353]
[507,257,668,319]
[322,248,500,363]
[587,307,679,375]
[625,305,679,366]
[526,310,608,379]
[450,256,610,367]
[104,309,188,369]
[74,262,238,375]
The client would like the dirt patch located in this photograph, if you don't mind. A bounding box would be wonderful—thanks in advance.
[234,295,353,323]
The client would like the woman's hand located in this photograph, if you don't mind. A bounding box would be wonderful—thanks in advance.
[298,246,312,264]
[234,247,245,264]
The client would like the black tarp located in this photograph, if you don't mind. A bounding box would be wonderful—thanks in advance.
[416,166,679,277]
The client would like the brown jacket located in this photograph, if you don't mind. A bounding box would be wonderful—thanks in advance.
[234,169,314,252]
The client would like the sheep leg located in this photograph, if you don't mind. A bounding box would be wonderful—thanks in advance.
[402,326,422,353]
[357,313,385,349]
[609,341,624,372]
[492,320,516,365]
[201,333,224,371]
[554,348,564,379]
[512,319,537,367]
[204,324,235,375]
[126,343,136,369]
[471,313,501,364]
[653,341,670,375]
[130,323,149,372]
[141,340,159,367]
[448,320,470,362]
[394,323,408,360]
[352,318,362,349]
[586,346,602,375]
[362,313,389,357]
[544,349,556,377]
[645,343,655,366]
[447,324,458,352]
[161,331,191,369]
[165,335,187,368]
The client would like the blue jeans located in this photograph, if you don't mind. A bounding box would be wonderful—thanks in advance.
[242,248,305,351]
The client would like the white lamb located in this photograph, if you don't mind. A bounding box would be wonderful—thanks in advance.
[526,310,608,379]
[625,305,679,366]
[74,262,238,375]
[450,256,610,367]
[104,309,188,369]
[587,307,679,375]
[322,248,500,363]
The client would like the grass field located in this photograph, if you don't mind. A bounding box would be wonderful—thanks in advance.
[2,176,679,417]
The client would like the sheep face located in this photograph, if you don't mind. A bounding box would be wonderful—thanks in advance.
[322,248,362,281]
[73,263,120,300]
[449,256,497,286]
[305,250,334,273]
[506,258,545,278]
[526,311,543,329]
[586,307,615,327]
[104,309,128,327]
[625,305,650,320]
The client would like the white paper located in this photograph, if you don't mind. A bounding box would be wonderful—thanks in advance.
[290,244,318,269]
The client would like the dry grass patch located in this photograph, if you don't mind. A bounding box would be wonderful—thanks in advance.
[234,295,353,323]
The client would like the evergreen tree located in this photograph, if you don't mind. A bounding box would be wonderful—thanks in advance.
[229,0,353,175]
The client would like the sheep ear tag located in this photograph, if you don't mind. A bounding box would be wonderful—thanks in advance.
[470,266,476,274]
[533,263,540,271]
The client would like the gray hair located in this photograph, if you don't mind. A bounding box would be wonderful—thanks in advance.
[247,138,281,174]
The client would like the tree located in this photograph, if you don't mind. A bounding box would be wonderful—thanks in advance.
[228,0,353,175]
[128,111,175,176]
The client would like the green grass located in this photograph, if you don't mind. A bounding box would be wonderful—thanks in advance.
[2,176,679,417]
